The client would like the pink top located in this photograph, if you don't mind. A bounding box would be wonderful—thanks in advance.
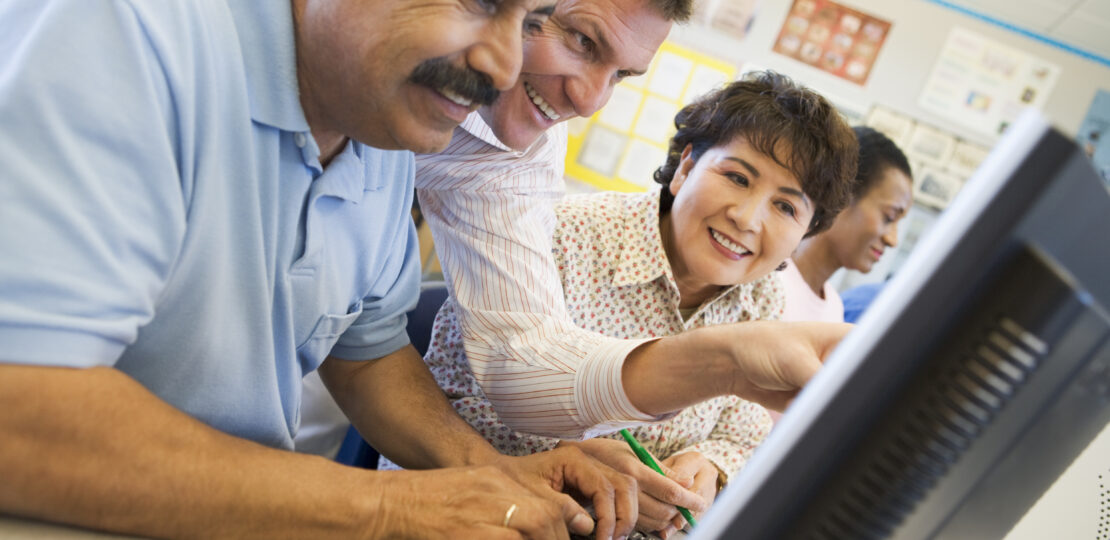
[779,258,844,323]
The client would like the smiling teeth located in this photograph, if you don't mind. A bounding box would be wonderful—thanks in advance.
[440,88,473,107]
[711,229,751,256]
[524,82,560,121]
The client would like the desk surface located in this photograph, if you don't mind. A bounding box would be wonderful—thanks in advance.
[6,423,1105,540]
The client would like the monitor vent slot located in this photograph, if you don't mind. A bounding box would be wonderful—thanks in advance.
[809,316,1048,539]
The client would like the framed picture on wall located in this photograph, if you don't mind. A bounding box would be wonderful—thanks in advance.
[947,141,992,178]
[865,105,915,146]
[912,165,963,210]
[771,0,892,85]
[917,27,1061,140]
[905,124,957,167]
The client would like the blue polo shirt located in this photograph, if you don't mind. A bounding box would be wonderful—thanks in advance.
[0,0,420,449]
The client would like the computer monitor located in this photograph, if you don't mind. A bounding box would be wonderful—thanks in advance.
[691,110,1110,540]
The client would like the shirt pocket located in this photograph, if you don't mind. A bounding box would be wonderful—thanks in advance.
[296,300,363,375]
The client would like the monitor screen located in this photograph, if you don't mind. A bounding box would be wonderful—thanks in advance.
[691,110,1110,540]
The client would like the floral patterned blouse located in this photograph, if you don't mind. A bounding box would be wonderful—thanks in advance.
[382,190,781,478]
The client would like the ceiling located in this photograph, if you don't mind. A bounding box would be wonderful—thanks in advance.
[936,0,1110,61]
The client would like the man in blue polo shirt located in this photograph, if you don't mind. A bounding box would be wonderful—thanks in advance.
[0,1,637,538]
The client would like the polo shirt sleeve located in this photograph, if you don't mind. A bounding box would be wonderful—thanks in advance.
[0,1,186,366]
[329,211,421,361]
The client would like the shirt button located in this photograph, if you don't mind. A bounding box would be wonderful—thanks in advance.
[294,132,307,148]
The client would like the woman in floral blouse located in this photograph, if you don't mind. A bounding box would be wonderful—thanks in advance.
[383,71,858,538]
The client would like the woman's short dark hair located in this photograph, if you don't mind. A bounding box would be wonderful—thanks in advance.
[851,125,913,201]
[653,71,858,237]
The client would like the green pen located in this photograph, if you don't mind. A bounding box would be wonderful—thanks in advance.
[618,428,698,529]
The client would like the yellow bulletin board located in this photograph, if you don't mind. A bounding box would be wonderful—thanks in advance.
[565,41,738,192]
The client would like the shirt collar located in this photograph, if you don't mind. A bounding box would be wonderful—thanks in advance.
[693,281,756,323]
[457,112,513,152]
[611,190,672,288]
[459,111,546,157]
[226,2,311,133]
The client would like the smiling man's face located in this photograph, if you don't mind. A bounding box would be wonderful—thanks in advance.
[294,0,553,153]
[479,0,672,151]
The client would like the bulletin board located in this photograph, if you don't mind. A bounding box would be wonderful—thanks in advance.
[565,41,737,193]
[771,0,891,86]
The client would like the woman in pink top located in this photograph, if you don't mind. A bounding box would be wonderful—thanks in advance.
[392,72,860,538]
[783,126,914,324]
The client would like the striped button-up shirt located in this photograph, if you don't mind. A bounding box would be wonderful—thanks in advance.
[415,112,660,438]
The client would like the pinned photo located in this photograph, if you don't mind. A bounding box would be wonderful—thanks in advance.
[807,23,831,43]
[793,0,816,16]
[948,141,991,177]
[906,124,957,166]
[913,166,963,210]
[778,34,802,54]
[839,13,861,34]
[866,105,915,146]
[846,59,869,80]
[800,41,823,64]
[813,6,837,25]
[853,41,876,59]
[822,51,845,71]
[965,91,991,112]
[786,15,809,34]
[861,21,885,42]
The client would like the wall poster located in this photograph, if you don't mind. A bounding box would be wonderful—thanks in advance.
[918,26,1060,139]
[771,0,891,85]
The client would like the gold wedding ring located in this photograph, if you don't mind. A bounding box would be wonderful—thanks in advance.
[502,503,519,528]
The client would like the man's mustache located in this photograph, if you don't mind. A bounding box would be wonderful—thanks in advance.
[409,57,500,107]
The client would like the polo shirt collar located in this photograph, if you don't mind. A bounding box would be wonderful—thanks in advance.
[226,1,311,133]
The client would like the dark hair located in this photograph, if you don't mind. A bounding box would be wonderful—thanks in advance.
[653,71,858,237]
[851,125,913,201]
[649,0,695,22]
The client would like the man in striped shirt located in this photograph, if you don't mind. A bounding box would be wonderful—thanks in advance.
[415,0,849,442]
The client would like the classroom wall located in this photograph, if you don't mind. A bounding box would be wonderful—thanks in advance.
[635,0,1110,292]
[667,0,1110,145]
